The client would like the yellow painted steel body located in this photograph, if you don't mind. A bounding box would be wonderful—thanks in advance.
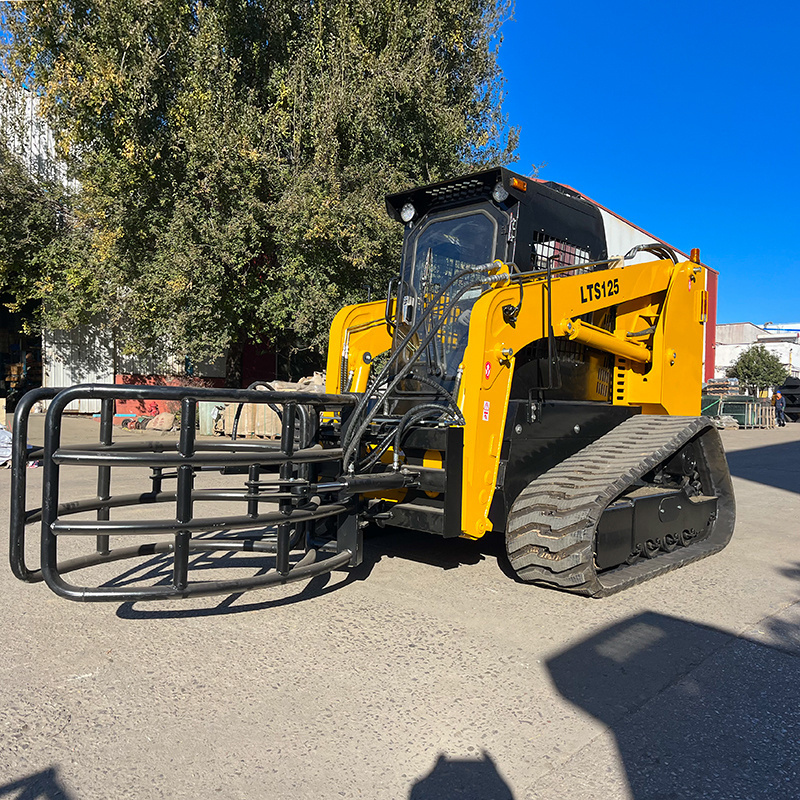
[325,300,394,394]
[325,258,709,540]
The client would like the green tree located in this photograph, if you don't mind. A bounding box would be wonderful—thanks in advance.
[726,344,789,394]
[1,0,517,382]
[0,139,71,331]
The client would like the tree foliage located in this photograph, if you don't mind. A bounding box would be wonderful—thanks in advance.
[0,138,71,329]
[726,344,789,393]
[1,0,517,381]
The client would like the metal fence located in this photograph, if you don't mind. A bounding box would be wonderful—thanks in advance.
[701,396,776,429]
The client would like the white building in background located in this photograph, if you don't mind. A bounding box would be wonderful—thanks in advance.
[714,323,800,381]
[0,84,75,187]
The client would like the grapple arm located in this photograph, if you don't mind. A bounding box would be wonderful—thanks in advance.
[9,384,376,602]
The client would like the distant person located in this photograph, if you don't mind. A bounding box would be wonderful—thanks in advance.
[774,391,786,427]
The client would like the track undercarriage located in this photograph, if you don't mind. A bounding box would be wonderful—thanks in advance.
[505,416,736,597]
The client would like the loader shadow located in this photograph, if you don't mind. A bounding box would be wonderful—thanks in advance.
[113,526,515,619]
[545,610,800,798]
[725,438,800,494]
[0,767,74,799]
[409,751,514,799]
[113,546,377,620]
[365,527,518,580]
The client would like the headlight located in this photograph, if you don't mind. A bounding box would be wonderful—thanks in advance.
[492,182,509,203]
[400,202,416,223]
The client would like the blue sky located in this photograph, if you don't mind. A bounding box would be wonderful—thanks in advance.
[497,1,800,324]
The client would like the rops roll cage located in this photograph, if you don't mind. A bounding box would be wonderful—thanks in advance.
[8,384,411,602]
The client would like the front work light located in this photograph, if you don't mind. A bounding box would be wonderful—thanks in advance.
[492,182,509,203]
[400,203,416,223]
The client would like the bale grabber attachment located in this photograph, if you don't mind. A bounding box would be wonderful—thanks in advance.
[9,384,395,602]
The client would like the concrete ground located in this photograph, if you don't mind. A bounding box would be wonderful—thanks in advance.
[1,416,799,799]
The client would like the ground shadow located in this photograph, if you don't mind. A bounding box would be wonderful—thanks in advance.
[114,554,377,619]
[725,438,800,494]
[546,610,800,798]
[112,526,514,619]
[409,751,514,799]
[0,767,74,800]
[366,527,517,579]
[779,560,800,582]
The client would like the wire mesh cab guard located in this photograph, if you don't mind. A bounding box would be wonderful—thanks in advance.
[9,384,363,602]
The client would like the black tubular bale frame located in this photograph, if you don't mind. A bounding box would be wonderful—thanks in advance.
[10,384,363,602]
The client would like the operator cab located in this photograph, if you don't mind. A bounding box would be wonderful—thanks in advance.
[385,167,607,394]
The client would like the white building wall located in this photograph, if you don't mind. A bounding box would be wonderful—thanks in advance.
[42,327,115,413]
[715,323,763,346]
[714,323,800,381]
[42,324,227,412]
[117,350,226,379]
[0,85,76,188]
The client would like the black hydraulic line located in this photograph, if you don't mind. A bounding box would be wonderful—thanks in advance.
[391,404,455,469]
[358,425,403,471]
[343,279,482,470]
[231,381,284,441]
[394,373,464,422]
[345,268,487,444]
[343,266,499,471]
[624,243,678,264]
[356,402,454,473]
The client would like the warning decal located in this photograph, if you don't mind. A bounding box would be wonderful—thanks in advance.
[482,401,490,421]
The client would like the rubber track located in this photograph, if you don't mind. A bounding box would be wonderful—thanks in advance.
[505,416,735,597]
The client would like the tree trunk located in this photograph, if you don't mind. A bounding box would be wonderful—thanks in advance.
[225,337,245,388]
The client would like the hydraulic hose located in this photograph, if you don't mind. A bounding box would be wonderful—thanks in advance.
[231,381,278,441]
[342,264,502,471]
[391,403,456,470]
[359,401,458,473]
[343,271,494,469]
[342,269,480,465]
